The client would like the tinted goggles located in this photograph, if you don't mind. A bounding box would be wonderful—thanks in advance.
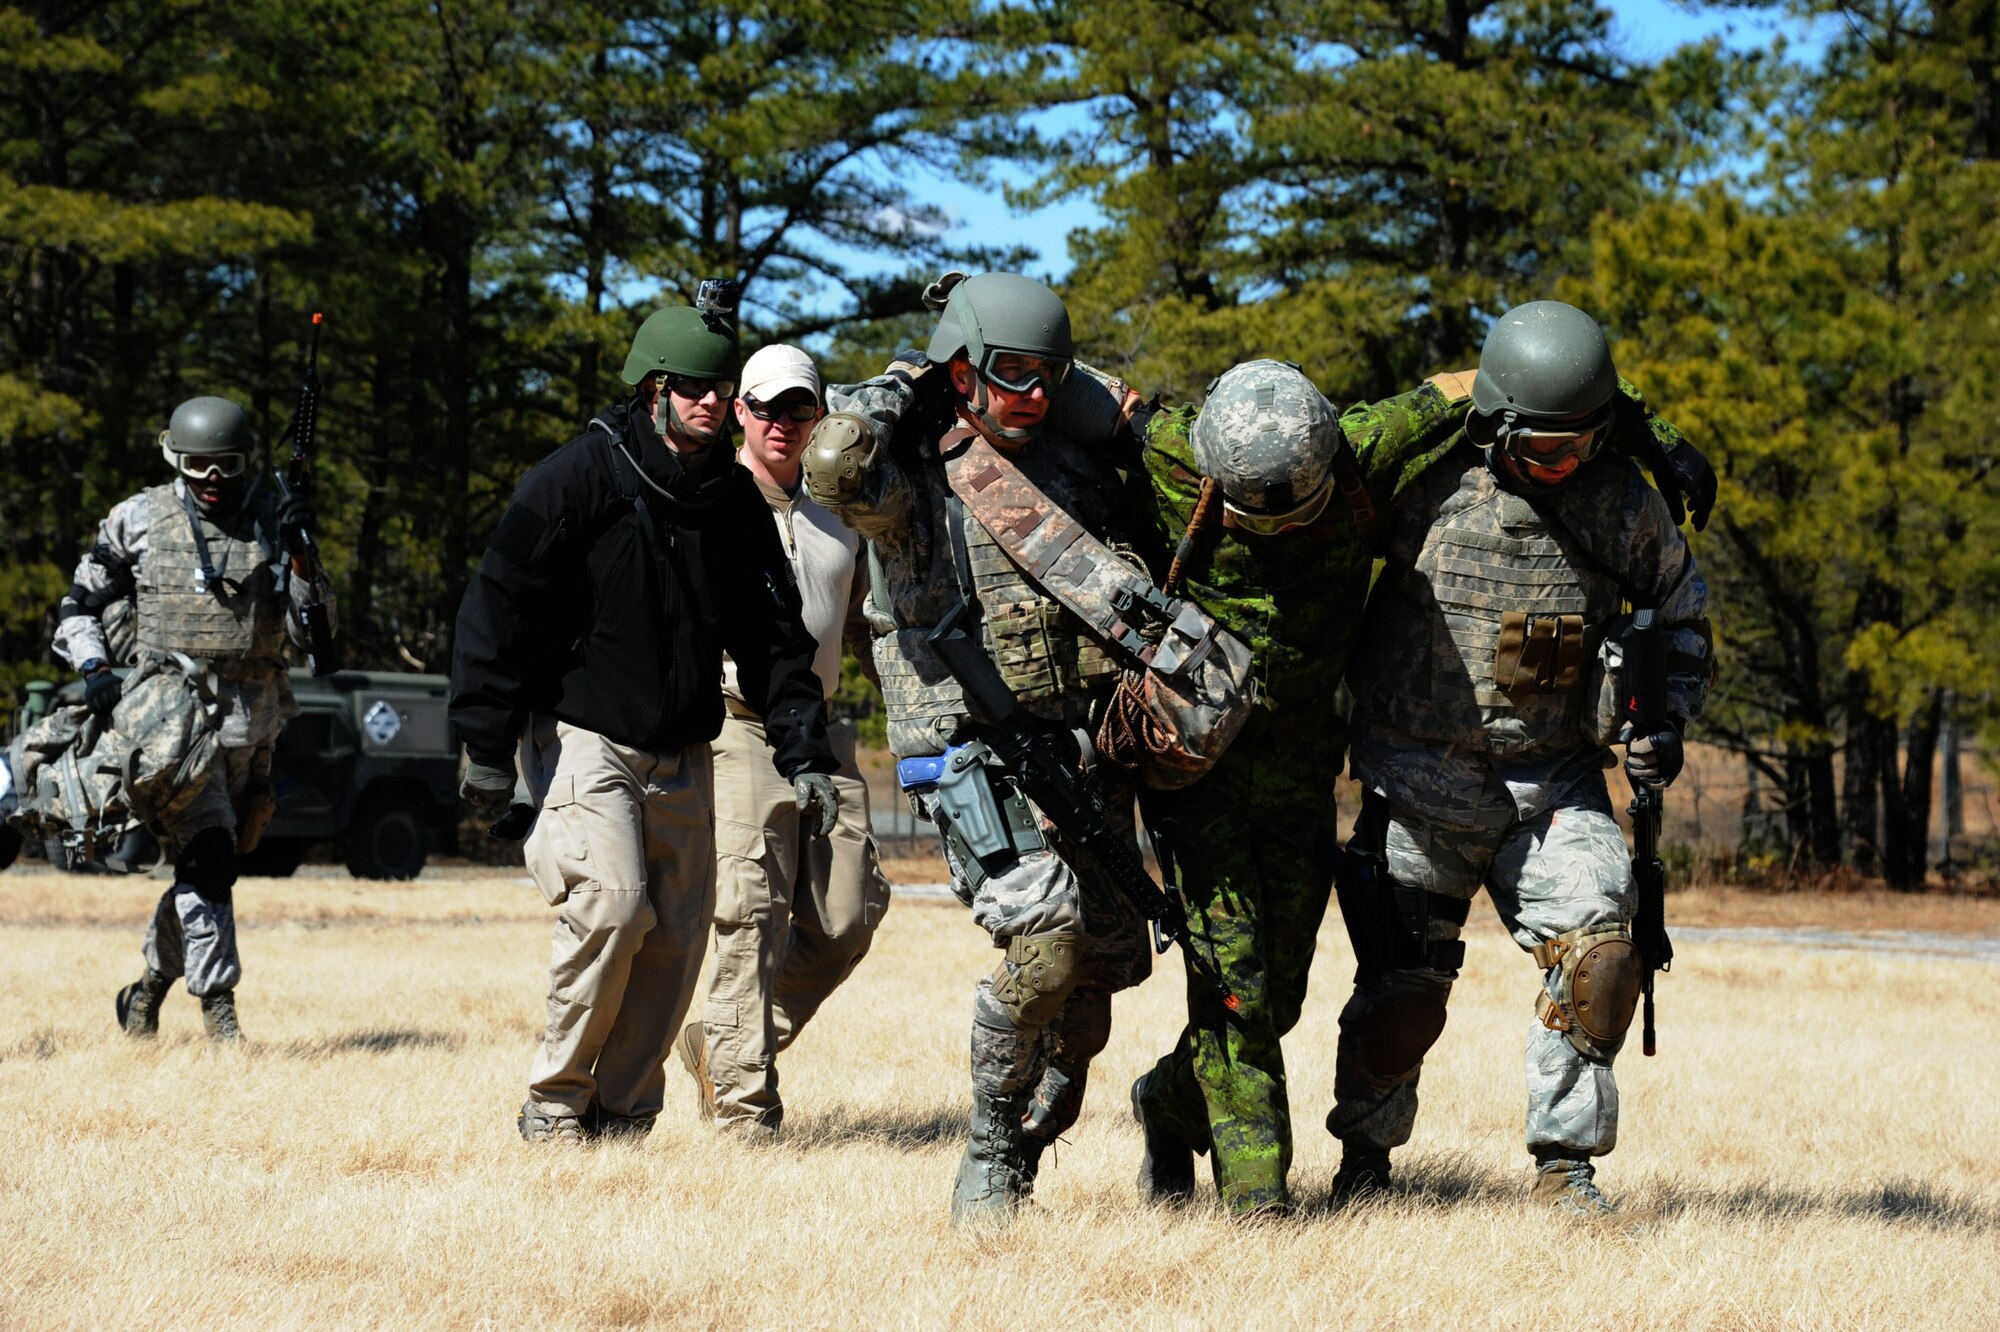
[1499,411,1611,470]
[664,373,737,402]
[1222,479,1334,538]
[740,395,819,424]
[173,450,250,480]
[979,350,1071,395]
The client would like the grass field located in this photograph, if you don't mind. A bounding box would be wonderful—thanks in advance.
[4,866,1997,1329]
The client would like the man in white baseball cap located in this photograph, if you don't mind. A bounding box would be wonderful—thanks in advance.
[676,343,889,1140]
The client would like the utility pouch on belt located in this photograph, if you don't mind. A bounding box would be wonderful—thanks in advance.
[1493,611,1587,691]
[940,419,1256,790]
[928,742,1046,882]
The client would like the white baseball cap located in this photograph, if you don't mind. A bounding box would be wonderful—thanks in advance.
[739,344,821,404]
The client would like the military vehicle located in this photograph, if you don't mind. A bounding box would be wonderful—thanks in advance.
[6,669,459,879]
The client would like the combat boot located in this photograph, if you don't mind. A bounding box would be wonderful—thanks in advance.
[1531,1154,1642,1228]
[1130,1072,1196,1205]
[115,970,171,1038]
[198,990,242,1043]
[674,1021,716,1123]
[1328,1142,1393,1205]
[950,1087,1035,1223]
[518,1101,588,1145]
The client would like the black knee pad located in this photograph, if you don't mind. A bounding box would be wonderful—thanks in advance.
[176,827,239,904]
[1353,973,1453,1081]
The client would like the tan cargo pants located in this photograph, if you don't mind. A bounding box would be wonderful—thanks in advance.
[700,713,887,1129]
[523,720,715,1124]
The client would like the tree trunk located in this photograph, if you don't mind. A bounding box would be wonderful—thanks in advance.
[1885,689,1945,891]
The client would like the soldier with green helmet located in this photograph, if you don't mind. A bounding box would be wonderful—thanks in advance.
[1323,300,1717,1221]
[451,291,840,1144]
[53,394,337,1042]
[802,272,1155,1223]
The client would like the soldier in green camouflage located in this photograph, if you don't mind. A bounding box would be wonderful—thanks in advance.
[1124,350,1716,1217]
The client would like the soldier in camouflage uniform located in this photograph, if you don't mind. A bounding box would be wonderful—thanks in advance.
[1324,302,1717,1220]
[54,396,335,1042]
[1123,361,1469,1215]
[804,273,1151,1222]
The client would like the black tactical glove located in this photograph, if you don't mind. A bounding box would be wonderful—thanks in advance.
[460,757,516,822]
[278,492,318,545]
[83,666,122,720]
[1630,432,1717,532]
[1623,725,1685,790]
[792,771,841,839]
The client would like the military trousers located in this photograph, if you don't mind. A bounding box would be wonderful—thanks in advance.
[523,720,715,1124]
[918,782,1150,1140]
[699,713,888,1130]
[142,679,287,999]
[1137,774,1333,1213]
[1326,771,1634,1158]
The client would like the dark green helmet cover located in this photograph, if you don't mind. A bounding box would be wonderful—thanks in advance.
[161,395,255,456]
[621,305,741,386]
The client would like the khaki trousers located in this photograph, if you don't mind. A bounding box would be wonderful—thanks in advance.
[524,721,715,1123]
[701,714,887,1128]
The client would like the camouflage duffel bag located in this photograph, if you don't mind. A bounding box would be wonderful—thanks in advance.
[9,654,222,855]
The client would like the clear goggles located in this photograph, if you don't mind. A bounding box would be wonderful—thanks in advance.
[170,449,250,480]
[979,350,1071,396]
[1222,478,1334,537]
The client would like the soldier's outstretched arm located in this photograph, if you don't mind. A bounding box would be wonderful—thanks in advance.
[1607,378,1717,532]
[53,495,149,670]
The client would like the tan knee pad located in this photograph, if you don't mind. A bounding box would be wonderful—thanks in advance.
[988,931,1080,1029]
[1532,925,1642,1059]
[1351,973,1453,1082]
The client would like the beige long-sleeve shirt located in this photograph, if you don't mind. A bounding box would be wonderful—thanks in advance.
[722,474,862,707]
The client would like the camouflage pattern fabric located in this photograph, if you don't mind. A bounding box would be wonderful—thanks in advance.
[1131,397,1456,1213]
[1325,773,1631,1156]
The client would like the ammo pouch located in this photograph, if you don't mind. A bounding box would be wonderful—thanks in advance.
[941,419,1257,790]
[930,742,1046,890]
[1494,611,1588,692]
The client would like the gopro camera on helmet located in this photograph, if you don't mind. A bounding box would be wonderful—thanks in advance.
[695,277,742,324]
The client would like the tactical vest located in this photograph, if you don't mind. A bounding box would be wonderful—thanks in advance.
[870,429,1123,758]
[134,484,289,668]
[1362,462,1619,757]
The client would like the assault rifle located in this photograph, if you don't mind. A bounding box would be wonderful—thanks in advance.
[926,602,1235,1005]
[274,312,339,676]
[1622,609,1674,1056]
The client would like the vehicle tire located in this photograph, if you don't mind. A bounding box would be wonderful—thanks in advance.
[343,798,427,880]
[240,836,308,878]
[0,823,21,872]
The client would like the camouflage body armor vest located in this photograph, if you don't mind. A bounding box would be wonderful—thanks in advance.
[871,426,1124,758]
[1359,448,1620,758]
[134,483,289,670]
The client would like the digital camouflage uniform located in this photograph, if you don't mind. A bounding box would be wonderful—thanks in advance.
[1326,379,1714,1170]
[820,372,1151,1207]
[1131,392,1460,1213]
[55,480,332,998]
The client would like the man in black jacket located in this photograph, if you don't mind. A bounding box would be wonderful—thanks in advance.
[451,298,840,1143]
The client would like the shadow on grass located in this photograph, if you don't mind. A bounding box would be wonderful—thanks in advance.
[1293,1150,1519,1218]
[277,1028,461,1058]
[788,1100,965,1150]
[1651,1178,2000,1233]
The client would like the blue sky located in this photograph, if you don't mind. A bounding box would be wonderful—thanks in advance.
[903,0,1822,283]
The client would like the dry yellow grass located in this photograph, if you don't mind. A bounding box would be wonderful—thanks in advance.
[4,865,1997,1330]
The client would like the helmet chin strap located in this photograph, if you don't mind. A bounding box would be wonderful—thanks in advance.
[965,376,1036,449]
[658,394,725,453]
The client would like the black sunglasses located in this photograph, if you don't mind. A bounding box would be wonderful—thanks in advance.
[664,373,737,401]
[740,395,819,424]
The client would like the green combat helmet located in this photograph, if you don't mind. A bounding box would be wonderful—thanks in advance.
[158,396,256,466]
[1190,360,1343,537]
[621,287,742,448]
[1470,301,1616,455]
[926,272,1073,444]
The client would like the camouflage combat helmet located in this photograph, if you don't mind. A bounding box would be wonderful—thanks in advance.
[621,305,741,386]
[927,272,1073,444]
[1190,360,1343,536]
[1469,301,1617,484]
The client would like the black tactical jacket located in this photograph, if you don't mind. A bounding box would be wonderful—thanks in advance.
[451,399,834,778]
